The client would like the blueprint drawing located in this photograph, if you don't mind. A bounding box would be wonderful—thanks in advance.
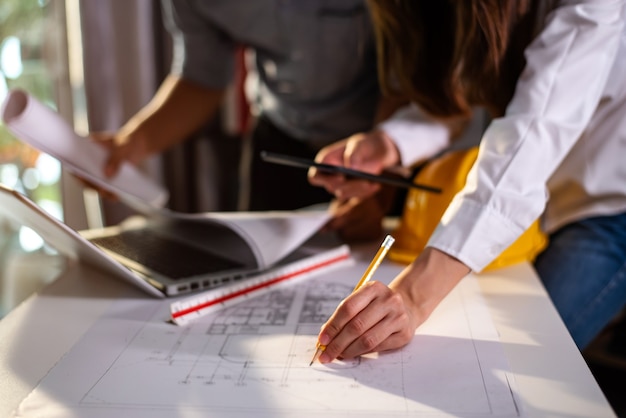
[15,263,522,418]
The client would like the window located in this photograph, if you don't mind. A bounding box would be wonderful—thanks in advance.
[0,0,70,219]
[0,0,84,316]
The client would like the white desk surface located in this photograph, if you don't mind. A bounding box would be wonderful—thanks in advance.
[0,242,616,418]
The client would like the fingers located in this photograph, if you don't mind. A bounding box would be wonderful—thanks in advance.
[308,170,346,191]
[345,129,400,170]
[82,130,150,200]
[309,131,393,200]
[88,132,121,178]
[317,281,414,363]
[308,144,347,189]
[335,179,381,201]
[91,131,145,178]
[88,131,115,146]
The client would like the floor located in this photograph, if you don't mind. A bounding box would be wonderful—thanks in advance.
[583,315,626,418]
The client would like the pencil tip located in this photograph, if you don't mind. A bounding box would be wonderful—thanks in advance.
[309,344,326,366]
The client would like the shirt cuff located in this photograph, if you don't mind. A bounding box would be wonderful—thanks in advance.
[427,197,526,272]
[377,104,451,166]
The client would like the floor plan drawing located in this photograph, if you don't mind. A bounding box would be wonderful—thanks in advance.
[14,263,522,418]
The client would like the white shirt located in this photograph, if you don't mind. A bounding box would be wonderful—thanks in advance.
[380,0,626,272]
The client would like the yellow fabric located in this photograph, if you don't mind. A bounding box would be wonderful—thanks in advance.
[388,147,548,271]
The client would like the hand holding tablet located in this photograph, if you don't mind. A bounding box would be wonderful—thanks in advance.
[260,151,442,194]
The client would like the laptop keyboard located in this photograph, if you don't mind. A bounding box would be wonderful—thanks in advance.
[89,228,245,280]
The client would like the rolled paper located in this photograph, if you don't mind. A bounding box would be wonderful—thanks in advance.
[1,89,169,208]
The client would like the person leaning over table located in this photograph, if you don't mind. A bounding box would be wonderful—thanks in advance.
[308,0,626,362]
[90,0,405,219]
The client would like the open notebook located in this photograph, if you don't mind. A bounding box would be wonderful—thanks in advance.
[80,208,335,297]
[0,90,340,298]
[0,185,338,298]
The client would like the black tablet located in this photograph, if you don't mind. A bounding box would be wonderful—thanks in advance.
[260,151,442,193]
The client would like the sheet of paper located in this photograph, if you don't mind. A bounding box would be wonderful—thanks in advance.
[14,262,522,418]
[167,209,333,268]
[0,184,333,299]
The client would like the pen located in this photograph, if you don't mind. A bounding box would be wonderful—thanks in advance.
[309,234,395,366]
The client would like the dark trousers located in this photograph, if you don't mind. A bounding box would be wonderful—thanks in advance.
[246,116,334,211]
[534,212,626,350]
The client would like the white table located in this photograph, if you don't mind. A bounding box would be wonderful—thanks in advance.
[0,243,616,418]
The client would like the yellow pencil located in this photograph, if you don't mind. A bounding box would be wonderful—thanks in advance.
[309,234,395,366]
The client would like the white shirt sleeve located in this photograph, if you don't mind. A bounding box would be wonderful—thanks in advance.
[428,0,626,272]
[377,104,452,166]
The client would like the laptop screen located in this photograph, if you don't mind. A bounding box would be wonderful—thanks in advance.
[88,228,246,280]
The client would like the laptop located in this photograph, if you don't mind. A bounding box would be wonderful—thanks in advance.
[0,185,330,298]
[0,90,332,297]
[79,215,263,296]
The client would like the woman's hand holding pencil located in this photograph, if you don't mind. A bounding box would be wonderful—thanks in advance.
[310,239,470,365]
[311,235,398,365]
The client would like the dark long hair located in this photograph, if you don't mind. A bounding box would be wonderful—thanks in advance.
[368,0,537,119]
